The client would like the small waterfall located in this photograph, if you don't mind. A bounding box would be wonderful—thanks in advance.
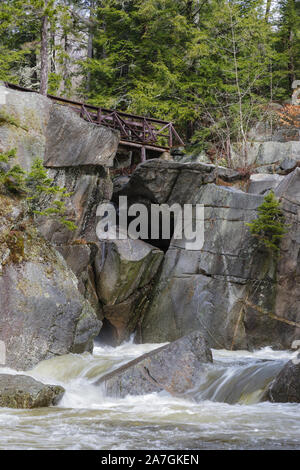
[0,343,299,450]
[24,344,291,407]
[190,359,284,404]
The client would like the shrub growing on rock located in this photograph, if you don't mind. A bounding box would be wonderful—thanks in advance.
[246,190,288,255]
[0,150,76,231]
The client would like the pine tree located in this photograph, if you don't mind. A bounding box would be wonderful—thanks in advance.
[277,0,300,91]
[0,1,35,82]
[246,191,288,255]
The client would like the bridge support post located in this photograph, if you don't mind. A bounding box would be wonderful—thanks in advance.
[141,146,146,163]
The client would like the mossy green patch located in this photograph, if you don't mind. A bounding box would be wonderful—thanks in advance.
[0,108,28,131]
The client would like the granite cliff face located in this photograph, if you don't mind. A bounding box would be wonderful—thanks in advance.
[116,160,300,350]
[0,85,117,368]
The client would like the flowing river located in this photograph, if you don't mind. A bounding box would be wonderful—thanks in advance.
[0,340,299,450]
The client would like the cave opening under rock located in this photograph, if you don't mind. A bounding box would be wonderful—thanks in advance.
[116,206,175,253]
[96,318,118,346]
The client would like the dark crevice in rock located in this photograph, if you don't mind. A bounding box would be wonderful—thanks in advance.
[96,318,117,346]
[111,202,174,254]
[142,366,161,387]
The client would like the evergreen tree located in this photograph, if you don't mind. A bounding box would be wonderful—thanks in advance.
[0,150,76,230]
[0,0,297,146]
[246,191,288,255]
[0,1,36,82]
[276,0,300,92]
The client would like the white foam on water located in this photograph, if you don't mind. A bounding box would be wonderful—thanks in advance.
[0,340,299,449]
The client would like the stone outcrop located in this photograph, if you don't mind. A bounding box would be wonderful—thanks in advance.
[95,238,164,344]
[0,195,102,370]
[114,160,300,350]
[267,359,300,403]
[0,86,168,347]
[273,169,300,347]
[44,105,119,168]
[97,331,212,398]
[248,174,284,195]
[0,84,119,170]
[232,104,300,173]
[0,86,119,327]
[0,374,65,408]
[2,86,300,357]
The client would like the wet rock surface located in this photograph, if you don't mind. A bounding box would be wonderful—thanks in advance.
[267,359,300,403]
[98,331,212,398]
[0,374,65,409]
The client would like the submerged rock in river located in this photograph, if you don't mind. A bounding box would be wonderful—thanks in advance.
[0,374,65,409]
[97,331,212,398]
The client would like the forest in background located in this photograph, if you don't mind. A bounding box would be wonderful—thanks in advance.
[0,0,299,160]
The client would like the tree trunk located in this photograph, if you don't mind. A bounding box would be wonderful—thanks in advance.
[288,29,295,88]
[265,0,272,22]
[50,29,56,74]
[40,0,49,96]
[63,33,70,93]
[86,0,95,94]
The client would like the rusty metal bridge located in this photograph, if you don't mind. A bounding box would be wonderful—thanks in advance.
[5,83,184,162]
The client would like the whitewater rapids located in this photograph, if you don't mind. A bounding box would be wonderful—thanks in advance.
[0,340,299,450]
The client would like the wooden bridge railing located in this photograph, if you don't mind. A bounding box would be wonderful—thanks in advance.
[78,104,184,153]
[4,83,185,158]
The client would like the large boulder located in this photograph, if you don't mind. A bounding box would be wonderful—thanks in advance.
[96,239,164,305]
[97,331,212,398]
[0,195,102,370]
[95,238,164,344]
[44,105,119,168]
[0,374,65,408]
[267,359,300,403]
[115,160,244,204]
[0,84,119,170]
